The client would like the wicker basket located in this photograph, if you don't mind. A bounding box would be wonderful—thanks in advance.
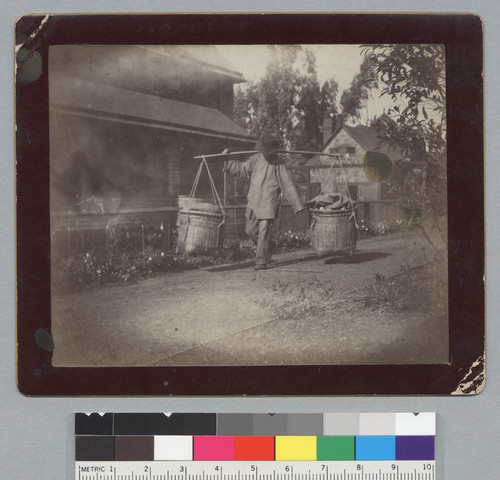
[176,209,225,256]
[310,207,357,256]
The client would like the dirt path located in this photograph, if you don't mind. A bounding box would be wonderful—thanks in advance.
[51,231,448,366]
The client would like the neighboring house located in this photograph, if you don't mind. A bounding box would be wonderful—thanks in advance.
[49,45,255,252]
[305,118,410,227]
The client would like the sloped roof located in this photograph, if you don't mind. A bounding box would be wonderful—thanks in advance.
[50,73,254,143]
[345,125,384,150]
[306,123,408,166]
[176,46,247,82]
[345,124,408,158]
[137,45,247,83]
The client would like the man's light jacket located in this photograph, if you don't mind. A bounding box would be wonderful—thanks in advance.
[225,153,305,220]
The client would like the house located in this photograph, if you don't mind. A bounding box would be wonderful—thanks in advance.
[49,45,255,252]
[305,117,410,227]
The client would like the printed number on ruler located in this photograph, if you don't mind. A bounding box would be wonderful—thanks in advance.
[76,461,436,480]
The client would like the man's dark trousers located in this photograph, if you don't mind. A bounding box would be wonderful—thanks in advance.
[246,210,272,266]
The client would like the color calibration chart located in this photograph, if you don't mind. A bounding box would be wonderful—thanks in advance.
[75,413,436,480]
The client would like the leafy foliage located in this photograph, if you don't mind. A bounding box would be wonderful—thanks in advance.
[340,55,378,123]
[320,77,344,136]
[235,45,323,149]
[52,218,260,291]
[52,239,258,292]
[362,44,447,221]
[272,229,311,251]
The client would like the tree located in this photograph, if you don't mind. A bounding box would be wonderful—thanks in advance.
[363,44,447,236]
[234,45,301,146]
[340,56,378,124]
[320,77,343,134]
[293,47,323,151]
[234,46,332,154]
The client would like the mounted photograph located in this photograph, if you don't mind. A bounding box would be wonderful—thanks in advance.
[48,43,449,367]
[15,14,484,395]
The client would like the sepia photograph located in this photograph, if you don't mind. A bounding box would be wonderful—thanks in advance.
[48,42,449,368]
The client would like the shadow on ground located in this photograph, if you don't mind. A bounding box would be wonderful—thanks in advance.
[206,252,318,272]
[324,251,391,265]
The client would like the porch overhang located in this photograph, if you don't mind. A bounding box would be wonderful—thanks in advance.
[49,73,255,144]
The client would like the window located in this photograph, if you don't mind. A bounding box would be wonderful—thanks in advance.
[330,146,356,155]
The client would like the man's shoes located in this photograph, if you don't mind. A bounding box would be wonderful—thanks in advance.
[254,264,267,271]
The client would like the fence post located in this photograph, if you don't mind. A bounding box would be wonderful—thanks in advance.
[162,212,171,251]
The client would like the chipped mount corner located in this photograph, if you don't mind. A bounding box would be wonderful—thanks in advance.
[452,355,485,395]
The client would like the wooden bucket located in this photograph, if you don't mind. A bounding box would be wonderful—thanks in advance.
[176,209,224,256]
[310,207,357,256]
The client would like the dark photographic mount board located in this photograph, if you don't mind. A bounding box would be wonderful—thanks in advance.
[15,13,484,396]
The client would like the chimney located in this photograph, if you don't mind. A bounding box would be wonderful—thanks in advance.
[322,116,333,145]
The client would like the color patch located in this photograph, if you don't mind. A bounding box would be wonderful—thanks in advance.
[218,414,253,436]
[275,436,316,461]
[194,436,234,460]
[396,436,435,460]
[356,436,396,460]
[113,413,216,436]
[75,436,114,461]
[234,436,275,460]
[287,414,323,435]
[115,436,154,461]
[114,413,185,435]
[359,413,396,435]
[184,414,217,435]
[154,436,193,460]
[75,413,113,435]
[395,413,436,435]
[317,436,355,460]
[323,413,359,435]
[253,414,288,436]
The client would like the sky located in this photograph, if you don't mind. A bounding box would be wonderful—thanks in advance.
[213,44,444,127]
[217,44,366,92]
[216,44,391,124]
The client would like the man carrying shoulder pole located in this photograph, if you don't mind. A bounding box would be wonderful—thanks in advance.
[222,134,305,270]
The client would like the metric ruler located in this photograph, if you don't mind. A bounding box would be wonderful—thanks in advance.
[75,461,436,480]
[75,413,436,480]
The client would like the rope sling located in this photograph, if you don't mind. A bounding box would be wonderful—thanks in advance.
[180,156,225,250]
[188,155,225,217]
[188,149,359,256]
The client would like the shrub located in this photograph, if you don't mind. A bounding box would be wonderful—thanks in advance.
[53,221,311,291]
[221,239,256,261]
[52,249,214,292]
[273,229,311,251]
[105,216,164,253]
[52,238,262,292]
[357,219,393,238]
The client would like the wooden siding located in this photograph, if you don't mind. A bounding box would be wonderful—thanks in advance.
[356,201,403,227]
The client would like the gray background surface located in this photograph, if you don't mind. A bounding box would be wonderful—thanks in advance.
[2,1,497,478]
